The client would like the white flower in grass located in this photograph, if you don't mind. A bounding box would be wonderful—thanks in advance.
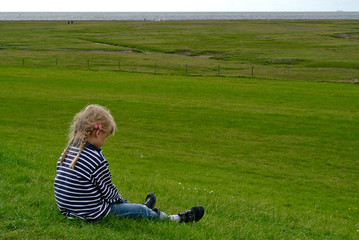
[209,191,213,194]
[178,182,181,185]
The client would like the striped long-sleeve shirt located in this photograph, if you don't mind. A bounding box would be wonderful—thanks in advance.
[54,143,122,221]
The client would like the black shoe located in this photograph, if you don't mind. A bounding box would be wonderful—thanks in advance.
[178,206,205,223]
[143,192,156,209]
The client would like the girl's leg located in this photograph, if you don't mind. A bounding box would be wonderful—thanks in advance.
[109,203,166,220]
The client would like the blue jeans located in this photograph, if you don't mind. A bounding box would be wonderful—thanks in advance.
[109,200,160,220]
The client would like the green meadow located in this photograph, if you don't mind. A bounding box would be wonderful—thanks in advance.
[0,20,359,80]
[1,20,359,239]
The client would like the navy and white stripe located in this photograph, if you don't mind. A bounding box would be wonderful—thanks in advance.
[54,143,122,221]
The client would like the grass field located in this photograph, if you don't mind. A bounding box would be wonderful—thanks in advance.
[1,66,359,239]
[0,20,359,81]
[1,20,359,239]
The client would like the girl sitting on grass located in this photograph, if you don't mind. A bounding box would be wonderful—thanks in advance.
[54,104,204,223]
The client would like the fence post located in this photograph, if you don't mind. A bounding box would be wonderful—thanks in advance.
[154,63,157,74]
[287,67,290,79]
[251,66,254,77]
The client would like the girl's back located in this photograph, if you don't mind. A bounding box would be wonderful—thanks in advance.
[54,144,119,220]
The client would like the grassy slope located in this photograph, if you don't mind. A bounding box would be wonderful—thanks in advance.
[1,66,359,239]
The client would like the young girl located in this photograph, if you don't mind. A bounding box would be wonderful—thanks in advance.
[54,104,204,223]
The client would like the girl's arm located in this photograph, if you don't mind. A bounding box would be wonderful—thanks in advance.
[92,161,122,203]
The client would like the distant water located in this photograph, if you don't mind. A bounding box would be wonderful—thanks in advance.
[1,12,359,21]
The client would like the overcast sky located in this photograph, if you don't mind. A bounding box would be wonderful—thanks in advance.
[2,0,359,12]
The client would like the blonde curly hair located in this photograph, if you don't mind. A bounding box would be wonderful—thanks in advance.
[60,104,117,169]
